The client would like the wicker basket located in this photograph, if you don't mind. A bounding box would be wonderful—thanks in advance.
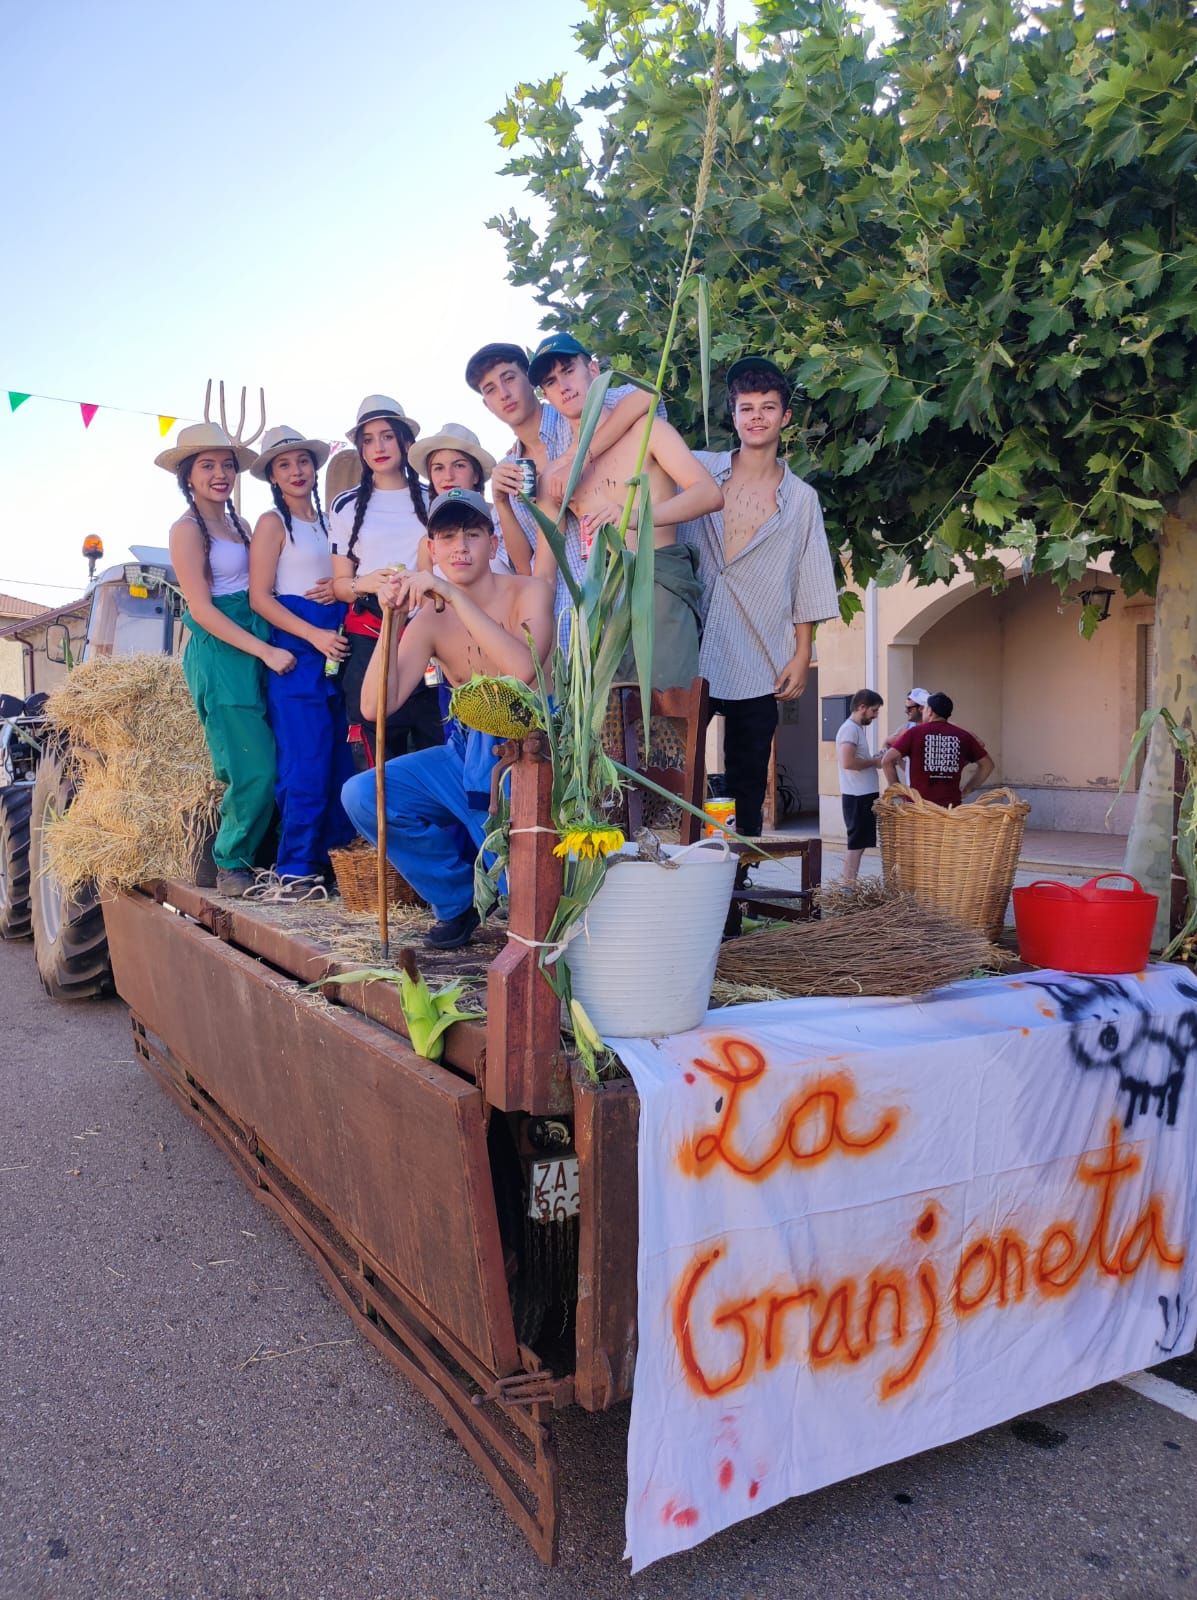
[875,785,1030,939]
[328,840,421,912]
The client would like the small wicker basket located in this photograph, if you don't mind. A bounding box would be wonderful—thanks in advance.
[328,840,421,913]
[875,785,1030,939]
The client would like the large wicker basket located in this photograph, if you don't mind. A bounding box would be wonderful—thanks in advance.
[328,840,421,913]
[875,785,1030,939]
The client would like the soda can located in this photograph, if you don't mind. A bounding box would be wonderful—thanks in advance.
[513,457,537,498]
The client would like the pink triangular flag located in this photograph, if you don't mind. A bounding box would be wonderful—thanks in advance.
[80,403,99,429]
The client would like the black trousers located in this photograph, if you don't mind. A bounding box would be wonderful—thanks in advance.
[710,692,778,837]
[343,633,445,767]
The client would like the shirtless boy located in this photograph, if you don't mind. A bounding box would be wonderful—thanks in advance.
[464,338,657,623]
[340,488,554,949]
[679,355,838,836]
[528,333,723,686]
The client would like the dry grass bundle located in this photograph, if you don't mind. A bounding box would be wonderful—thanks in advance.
[716,892,1011,1000]
[813,876,892,917]
[44,656,222,894]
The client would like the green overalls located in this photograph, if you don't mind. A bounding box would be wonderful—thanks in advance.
[182,592,277,871]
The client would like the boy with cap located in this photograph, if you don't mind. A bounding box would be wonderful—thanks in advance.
[529,335,721,685]
[679,355,839,836]
[464,338,659,617]
[340,488,554,950]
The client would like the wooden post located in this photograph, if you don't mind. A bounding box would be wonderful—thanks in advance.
[375,605,394,959]
[486,735,570,1114]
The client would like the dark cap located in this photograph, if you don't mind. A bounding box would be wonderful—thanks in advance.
[464,343,529,392]
[528,331,592,388]
[725,355,792,402]
[426,488,494,530]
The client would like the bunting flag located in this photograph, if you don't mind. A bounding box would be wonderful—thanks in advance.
[3,387,199,433]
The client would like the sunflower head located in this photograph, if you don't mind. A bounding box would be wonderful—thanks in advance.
[552,825,626,861]
[449,675,543,740]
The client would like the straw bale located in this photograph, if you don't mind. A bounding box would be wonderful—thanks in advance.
[43,655,222,893]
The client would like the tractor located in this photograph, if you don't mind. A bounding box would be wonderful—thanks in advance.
[0,542,182,997]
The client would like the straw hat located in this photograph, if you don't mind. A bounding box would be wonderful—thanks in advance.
[250,425,331,481]
[345,394,421,444]
[325,447,363,506]
[408,422,496,484]
[154,422,257,475]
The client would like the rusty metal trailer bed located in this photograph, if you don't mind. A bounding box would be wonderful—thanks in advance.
[103,739,640,1564]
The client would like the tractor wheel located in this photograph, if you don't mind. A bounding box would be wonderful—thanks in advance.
[29,747,111,1000]
[0,784,33,939]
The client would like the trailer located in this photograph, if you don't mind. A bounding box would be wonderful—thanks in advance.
[102,734,645,1563]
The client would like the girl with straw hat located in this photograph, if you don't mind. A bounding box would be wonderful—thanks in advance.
[329,395,443,766]
[158,422,289,898]
[246,426,356,902]
[409,422,514,581]
[408,421,496,500]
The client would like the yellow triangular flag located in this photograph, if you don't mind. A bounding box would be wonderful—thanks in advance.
[158,415,176,437]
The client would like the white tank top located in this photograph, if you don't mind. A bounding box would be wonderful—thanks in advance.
[274,514,333,596]
[208,533,249,596]
[329,485,425,574]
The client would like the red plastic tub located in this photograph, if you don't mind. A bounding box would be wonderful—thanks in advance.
[1012,873,1158,974]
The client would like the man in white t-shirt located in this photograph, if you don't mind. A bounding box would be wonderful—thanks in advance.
[836,688,885,883]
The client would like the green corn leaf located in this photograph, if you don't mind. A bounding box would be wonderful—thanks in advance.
[522,497,585,608]
[629,474,657,759]
[606,369,661,397]
[690,272,712,445]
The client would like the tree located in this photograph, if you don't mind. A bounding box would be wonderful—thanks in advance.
[489,0,1197,930]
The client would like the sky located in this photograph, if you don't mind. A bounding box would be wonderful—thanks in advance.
[1,0,889,608]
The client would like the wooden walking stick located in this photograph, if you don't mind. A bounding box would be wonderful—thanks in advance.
[375,600,394,959]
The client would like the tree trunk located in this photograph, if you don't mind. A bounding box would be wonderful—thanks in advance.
[1123,481,1197,947]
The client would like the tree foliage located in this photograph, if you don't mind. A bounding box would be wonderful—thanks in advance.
[489,0,1197,606]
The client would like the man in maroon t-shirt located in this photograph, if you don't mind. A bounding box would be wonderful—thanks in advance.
[881,691,994,807]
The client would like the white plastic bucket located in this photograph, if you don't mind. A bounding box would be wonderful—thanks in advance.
[564,838,736,1038]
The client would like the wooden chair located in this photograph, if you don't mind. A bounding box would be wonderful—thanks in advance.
[620,677,709,845]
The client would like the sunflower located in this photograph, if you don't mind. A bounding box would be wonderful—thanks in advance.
[553,826,626,861]
[449,675,543,740]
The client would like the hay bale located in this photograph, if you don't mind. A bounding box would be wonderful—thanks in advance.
[44,655,222,894]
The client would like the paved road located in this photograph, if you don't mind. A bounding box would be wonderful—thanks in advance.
[1,936,1195,1600]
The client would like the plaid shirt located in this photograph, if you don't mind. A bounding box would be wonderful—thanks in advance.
[680,452,840,700]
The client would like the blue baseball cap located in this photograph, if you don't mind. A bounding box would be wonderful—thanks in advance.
[528,331,592,387]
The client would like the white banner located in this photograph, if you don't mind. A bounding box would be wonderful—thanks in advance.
[615,965,1197,1572]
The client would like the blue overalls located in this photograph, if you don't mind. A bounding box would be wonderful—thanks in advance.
[340,717,499,920]
[266,593,357,877]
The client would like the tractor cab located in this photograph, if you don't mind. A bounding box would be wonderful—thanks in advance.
[45,545,182,668]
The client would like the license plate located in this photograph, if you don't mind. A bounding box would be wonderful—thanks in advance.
[528,1157,580,1223]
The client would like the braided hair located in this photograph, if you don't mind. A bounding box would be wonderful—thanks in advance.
[176,455,249,581]
[269,479,294,540]
[346,419,425,568]
[267,450,328,543]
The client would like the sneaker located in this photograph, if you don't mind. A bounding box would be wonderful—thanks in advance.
[258,873,330,905]
[424,906,480,950]
[215,869,254,899]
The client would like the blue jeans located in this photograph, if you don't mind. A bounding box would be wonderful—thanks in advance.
[340,721,499,920]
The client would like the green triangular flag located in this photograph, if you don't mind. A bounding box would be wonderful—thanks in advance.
[8,392,31,412]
